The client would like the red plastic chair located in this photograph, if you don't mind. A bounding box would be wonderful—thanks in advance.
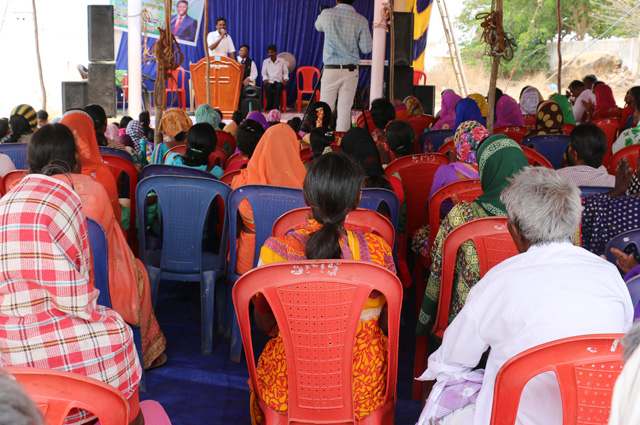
[413,69,427,85]
[219,168,241,186]
[163,144,187,163]
[520,145,553,169]
[385,154,450,257]
[6,366,130,425]
[273,207,395,249]
[263,87,287,112]
[523,114,536,130]
[1,169,28,195]
[562,123,576,135]
[226,152,249,170]
[490,334,624,425]
[592,106,623,121]
[101,154,139,246]
[163,144,226,169]
[493,126,528,143]
[437,140,454,155]
[356,110,376,134]
[296,66,321,113]
[407,114,436,136]
[608,144,640,175]
[215,130,237,157]
[233,260,402,425]
[592,118,620,167]
[165,66,186,110]
[299,147,312,163]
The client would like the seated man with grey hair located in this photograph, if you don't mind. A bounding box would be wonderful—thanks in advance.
[416,167,633,425]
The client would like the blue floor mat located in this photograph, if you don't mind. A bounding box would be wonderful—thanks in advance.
[141,281,423,424]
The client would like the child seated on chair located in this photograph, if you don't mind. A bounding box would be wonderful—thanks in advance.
[164,123,224,178]
[249,152,396,424]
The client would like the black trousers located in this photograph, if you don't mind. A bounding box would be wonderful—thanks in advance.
[264,81,284,111]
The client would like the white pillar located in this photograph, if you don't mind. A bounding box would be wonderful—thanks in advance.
[370,0,387,106]
[128,0,142,116]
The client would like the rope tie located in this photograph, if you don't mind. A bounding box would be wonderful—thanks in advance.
[476,11,516,61]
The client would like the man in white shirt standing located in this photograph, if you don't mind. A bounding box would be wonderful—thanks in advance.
[207,17,236,60]
[237,45,258,87]
[568,80,596,124]
[416,167,633,425]
[261,45,289,111]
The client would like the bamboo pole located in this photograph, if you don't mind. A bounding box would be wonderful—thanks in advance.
[485,1,502,134]
[32,0,46,111]
[556,0,562,94]
[204,0,210,105]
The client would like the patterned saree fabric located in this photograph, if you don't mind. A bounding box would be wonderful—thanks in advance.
[404,96,425,116]
[157,108,193,139]
[469,93,488,118]
[519,86,543,115]
[524,100,564,138]
[0,174,141,423]
[250,220,396,424]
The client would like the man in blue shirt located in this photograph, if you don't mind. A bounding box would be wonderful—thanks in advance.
[315,0,372,132]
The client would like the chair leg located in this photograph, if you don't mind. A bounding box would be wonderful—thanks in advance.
[230,314,243,363]
[201,271,216,355]
[147,266,161,309]
[215,278,227,334]
[297,94,302,113]
[413,336,428,401]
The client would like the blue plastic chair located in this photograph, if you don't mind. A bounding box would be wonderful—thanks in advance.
[136,175,231,354]
[99,146,134,164]
[86,217,145,391]
[625,274,640,316]
[140,164,217,180]
[579,186,611,198]
[0,143,28,169]
[226,184,306,361]
[420,129,454,152]
[521,134,569,170]
[605,228,640,269]
[359,187,400,262]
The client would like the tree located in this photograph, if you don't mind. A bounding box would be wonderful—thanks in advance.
[456,0,636,78]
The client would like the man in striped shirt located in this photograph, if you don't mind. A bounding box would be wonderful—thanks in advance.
[315,0,372,132]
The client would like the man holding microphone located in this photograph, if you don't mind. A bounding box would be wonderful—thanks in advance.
[207,17,236,60]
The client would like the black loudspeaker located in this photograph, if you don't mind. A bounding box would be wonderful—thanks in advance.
[413,85,436,116]
[88,62,117,117]
[62,82,88,112]
[393,12,414,66]
[239,86,262,116]
[88,5,114,62]
[392,66,414,101]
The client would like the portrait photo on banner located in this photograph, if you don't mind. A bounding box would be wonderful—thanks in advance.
[112,0,205,46]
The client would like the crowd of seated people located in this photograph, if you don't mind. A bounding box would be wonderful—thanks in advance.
[2,71,640,425]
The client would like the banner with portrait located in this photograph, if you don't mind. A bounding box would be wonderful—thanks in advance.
[111,0,205,47]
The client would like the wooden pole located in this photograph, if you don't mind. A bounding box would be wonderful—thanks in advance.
[486,0,502,134]
[32,0,46,111]
[204,0,210,105]
[556,0,562,94]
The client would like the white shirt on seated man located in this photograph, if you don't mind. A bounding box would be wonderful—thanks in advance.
[417,167,633,425]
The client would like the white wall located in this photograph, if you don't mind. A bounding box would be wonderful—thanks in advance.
[0,0,116,118]
[548,38,640,76]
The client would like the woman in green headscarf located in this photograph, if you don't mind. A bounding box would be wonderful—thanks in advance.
[416,134,529,336]
[551,93,576,125]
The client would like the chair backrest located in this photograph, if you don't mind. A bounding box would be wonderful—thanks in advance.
[101,154,139,243]
[519,145,553,169]
[233,260,402,424]
[99,146,135,163]
[626,274,640,316]
[604,228,640,266]
[359,187,400,233]
[437,140,454,155]
[385,153,450,235]
[356,110,375,133]
[413,69,427,85]
[0,143,28,169]
[592,106,622,121]
[272,207,395,249]
[490,334,624,425]
[1,169,27,195]
[6,366,129,425]
[419,129,454,152]
[166,66,185,91]
[579,185,611,198]
[226,152,248,170]
[86,217,111,309]
[432,216,518,338]
[227,185,307,281]
[162,144,187,163]
[493,126,528,143]
[300,147,312,163]
[561,123,576,136]
[140,163,218,180]
[136,175,231,274]
[428,179,483,256]
[210,146,228,169]
[593,118,620,167]
[408,114,437,137]
[219,168,241,186]
[215,130,237,157]
[521,135,568,169]
[523,114,536,130]
[296,66,321,92]
[608,144,640,175]
[122,75,129,99]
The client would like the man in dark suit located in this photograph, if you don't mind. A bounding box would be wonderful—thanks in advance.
[171,0,197,42]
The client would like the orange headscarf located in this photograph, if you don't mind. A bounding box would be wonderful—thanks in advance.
[232,123,307,189]
[61,111,121,223]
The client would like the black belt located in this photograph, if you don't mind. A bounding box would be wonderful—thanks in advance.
[325,64,358,71]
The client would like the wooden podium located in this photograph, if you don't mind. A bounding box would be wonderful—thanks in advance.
[190,56,243,119]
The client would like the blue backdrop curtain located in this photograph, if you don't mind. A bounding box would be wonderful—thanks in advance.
[116,0,374,110]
